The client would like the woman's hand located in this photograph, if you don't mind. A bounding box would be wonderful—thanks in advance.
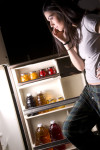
[52,28,69,44]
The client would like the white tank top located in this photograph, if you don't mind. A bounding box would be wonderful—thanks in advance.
[78,14,100,84]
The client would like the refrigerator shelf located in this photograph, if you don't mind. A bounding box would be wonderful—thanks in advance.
[18,74,61,89]
[23,97,78,116]
[24,103,74,119]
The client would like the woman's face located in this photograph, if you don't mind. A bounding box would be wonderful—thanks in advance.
[44,11,65,31]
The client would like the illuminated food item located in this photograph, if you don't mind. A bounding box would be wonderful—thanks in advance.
[20,73,29,82]
[47,98,57,111]
[29,71,38,80]
[56,96,65,109]
[39,69,48,77]
[47,67,57,75]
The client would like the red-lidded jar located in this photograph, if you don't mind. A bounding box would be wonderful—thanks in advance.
[39,69,48,77]
[52,66,57,74]
[47,66,56,75]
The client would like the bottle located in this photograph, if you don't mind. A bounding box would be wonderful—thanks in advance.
[49,120,66,150]
[35,123,53,150]
[35,91,47,114]
[26,93,37,116]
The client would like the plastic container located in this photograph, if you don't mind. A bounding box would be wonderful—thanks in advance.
[26,93,37,116]
[49,120,66,150]
[56,97,65,109]
[35,123,53,150]
[47,98,57,111]
[35,91,47,114]
[26,93,36,108]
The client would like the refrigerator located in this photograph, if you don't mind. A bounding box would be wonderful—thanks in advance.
[0,29,97,150]
[6,54,87,150]
[0,27,87,150]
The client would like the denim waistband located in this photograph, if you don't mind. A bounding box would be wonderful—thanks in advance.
[87,84,100,93]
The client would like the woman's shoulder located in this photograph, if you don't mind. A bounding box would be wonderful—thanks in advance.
[83,13,100,23]
[82,13,100,31]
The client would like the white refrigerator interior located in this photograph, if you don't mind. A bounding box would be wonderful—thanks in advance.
[10,56,87,150]
[0,66,25,150]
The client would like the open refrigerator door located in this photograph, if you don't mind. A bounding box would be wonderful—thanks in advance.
[7,55,86,150]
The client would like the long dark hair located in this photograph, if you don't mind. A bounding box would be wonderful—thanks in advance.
[42,0,85,55]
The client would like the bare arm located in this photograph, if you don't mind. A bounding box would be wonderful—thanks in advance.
[64,44,85,71]
[52,28,85,71]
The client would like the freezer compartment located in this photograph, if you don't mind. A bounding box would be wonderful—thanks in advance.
[11,59,59,84]
[56,56,81,77]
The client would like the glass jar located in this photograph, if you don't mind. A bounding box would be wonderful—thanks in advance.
[52,66,57,74]
[47,98,57,111]
[56,96,65,109]
[29,71,38,80]
[20,73,29,82]
[39,69,48,77]
[47,66,57,75]
[47,67,54,75]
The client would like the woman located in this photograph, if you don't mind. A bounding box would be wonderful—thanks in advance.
[42,0,100,149]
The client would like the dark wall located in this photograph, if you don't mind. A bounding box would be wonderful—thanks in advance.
[0,1,57,65]
[0,0,100,65]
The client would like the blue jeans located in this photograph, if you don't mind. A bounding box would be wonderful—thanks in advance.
[63,84,100,150]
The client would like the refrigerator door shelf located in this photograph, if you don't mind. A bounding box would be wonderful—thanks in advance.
[18,73,60,86]
[11,59,59,84]
[24,103,74,119]
[23,97,78,116]
[18,74,61,89]
[33,138,72,150]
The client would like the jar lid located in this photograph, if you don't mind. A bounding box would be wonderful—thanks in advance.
[26,93,32,97]
[37,123,42,127]
[29,71,36,73]
[36,91,42,94]
[21,73,28,75]
[50,120,55,124]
